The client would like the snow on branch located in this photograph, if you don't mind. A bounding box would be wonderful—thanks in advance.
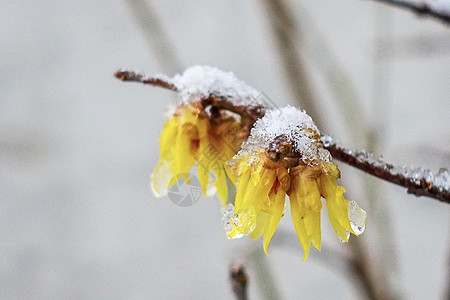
[370,0,450,26]
[114,68,450,204]
[322,135,450,204]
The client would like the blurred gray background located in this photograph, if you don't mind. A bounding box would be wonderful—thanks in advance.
[1,0,449,299]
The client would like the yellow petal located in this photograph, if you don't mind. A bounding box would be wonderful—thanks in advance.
[234,168,252,212]
[301,180,322,251]
[251,212,267,239]
[289,173,323,260]
[304,211,321,251]
[214,168,229,205]
[318,174,355,237]
[263,190,286,255]
[290,196,311,261]
[197,163,209,196]
[224,163,238,187]
[233,167,276,236]
[159,117,179,160]
[173,123,196,176]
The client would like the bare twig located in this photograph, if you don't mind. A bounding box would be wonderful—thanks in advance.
[229,263,249,300]
[369,0,450,26]
[114,69,264,136]
[114,69,178,91]
[114,69,449,204]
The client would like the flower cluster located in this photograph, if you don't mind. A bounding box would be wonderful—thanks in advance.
[150,67,365,260]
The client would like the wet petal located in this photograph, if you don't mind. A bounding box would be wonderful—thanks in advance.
[290,196,311,261]
[251,212,267,239]
[318,174,355,237]
[263,190,286,255]
[215,168,229,205]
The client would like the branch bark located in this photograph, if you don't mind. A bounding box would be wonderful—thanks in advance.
[323,136,450,204]
[229,263,249,300]
[369,0,450,26]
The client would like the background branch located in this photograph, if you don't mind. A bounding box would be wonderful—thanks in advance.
[124,0,183,74]
[115,69,178,91]
[369,0,450,26]
[229,263,249,300]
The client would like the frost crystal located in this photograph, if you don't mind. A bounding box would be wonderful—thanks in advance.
[221,203,255,239]
[320,135,449,193]
[234,106,331,166]
[391,166,450,191]
[172,65,264,106]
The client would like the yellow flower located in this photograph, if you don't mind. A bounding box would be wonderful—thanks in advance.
[151,102,245,205]
[224,106,366,260]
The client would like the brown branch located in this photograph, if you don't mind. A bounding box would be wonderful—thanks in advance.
[229,263,249,300]
[114,69,178,91]
[323,137,450,204]
[114,69,449,204]
[369,0,450,26]
[114,69,264,136]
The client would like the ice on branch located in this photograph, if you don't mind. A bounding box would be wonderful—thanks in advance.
[321,134,450,202]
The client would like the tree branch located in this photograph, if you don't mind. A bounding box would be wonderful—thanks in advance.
[369,0,450,26]
[114,69,178,91]
[322,135,450,204]
[114,69,449,204]
[229,263,249,300]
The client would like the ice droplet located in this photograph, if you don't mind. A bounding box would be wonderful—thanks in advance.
[221,203,235,235]
[221,204,255,239]
[348,201,367,235]
[339,231,351,243]
[235,209,256,235]
[321,134,333,148]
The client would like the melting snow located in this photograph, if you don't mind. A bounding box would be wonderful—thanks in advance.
[172,65,265,106]
[234,106,331,166]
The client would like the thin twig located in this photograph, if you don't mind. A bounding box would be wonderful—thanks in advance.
[229,263,249,300]
[114,69,264,136]
[369,0,450,26]
[114,69,178,91]
[114,69,449,204]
